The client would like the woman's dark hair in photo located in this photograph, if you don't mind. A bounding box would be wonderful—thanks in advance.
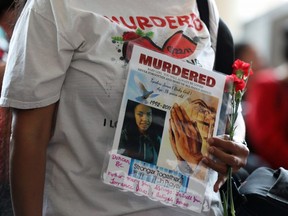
[118,100,165,164]
[123,100,164,137]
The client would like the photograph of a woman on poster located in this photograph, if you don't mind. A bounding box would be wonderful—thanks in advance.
[118,100,165,165]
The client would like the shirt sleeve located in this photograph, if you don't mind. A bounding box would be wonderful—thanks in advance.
[0,6,74,109]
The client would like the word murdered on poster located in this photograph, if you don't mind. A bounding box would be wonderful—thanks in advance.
[139,66,214,101]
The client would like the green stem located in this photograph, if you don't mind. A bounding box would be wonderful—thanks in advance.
[223,89,239,216]
[228,167,235,216]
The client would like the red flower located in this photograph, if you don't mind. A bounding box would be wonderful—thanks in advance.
[223,59,253,216]
[122,32,141,41]
[225,74,246,92]
[233,74,246,92]
[232,59,253,78]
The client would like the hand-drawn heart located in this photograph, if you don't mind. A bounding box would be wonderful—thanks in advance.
[123,31,197,62]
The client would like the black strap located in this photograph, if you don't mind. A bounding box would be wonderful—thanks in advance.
[196,0,210,31]
[196,0,234,75]
[214,19,235,75]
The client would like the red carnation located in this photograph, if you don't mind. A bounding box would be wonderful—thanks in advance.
[225,74,246,92]
[224,59,253,216]
[232,74,246,92]
[232,59,253,78]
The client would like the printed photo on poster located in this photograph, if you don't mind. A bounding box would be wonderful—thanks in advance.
[117,100,166,165]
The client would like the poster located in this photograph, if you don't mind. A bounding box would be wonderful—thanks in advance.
[102,45,227,213]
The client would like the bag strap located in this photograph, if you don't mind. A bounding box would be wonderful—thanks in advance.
[214,19,235,75]
[196,0,210,31]
[196,0,235,75]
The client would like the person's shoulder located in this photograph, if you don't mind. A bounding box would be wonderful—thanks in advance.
[26,0,71,18]
[252,68,278,84]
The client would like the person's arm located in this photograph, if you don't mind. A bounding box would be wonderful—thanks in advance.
[10,103,57,216]
[0,62,5,92]
[203,112,249,192]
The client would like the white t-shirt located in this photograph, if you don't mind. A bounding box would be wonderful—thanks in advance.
[0,0,223,215]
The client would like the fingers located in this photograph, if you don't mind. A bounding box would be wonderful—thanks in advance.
[208,136,235,153]
[213,174,227,192]
[169,119,182,160]
[175,105,194,154]
[170,108,189,161]
[175,104,196,136]
[170,104,184,134]
[179,105,199,138]
[207,137,249,170]
[169,103,203,166]
[172,104,202,154]
[207,145,242,171]
[202,135,250,193]
[202,156,229,176]
[201,156,229,192]
[208,136,249,157]
[171,104,190,138]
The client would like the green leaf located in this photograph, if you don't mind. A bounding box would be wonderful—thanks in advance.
[145,31,154,38]
[111,36,123,42]
[136,28,145,36]
[236,69,244,78]
[235,91,243,101]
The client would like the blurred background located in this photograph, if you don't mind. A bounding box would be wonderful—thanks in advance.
[216,0,288,67]
[215,0,288,172]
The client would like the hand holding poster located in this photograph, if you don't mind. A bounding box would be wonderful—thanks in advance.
[102,45,227,213]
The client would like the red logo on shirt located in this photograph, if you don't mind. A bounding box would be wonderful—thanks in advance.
[112,30,198,61]
[109,13,205,61]
[123,31,197,61]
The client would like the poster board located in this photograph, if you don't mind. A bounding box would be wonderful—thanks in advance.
[102,45,227,213]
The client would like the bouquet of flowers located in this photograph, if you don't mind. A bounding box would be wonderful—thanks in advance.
[223,59,253,216]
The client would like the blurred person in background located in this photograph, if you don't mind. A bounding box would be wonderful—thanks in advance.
[234,42,272,173]
[245,23,288,170]
[234,42,272,102]
[0,0,16,215]
[235,42,267,75]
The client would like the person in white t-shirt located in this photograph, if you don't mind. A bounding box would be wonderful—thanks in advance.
[0,0,249,215]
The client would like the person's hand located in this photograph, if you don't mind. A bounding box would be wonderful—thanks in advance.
[202,135,249,192]
[169,103,203,168]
